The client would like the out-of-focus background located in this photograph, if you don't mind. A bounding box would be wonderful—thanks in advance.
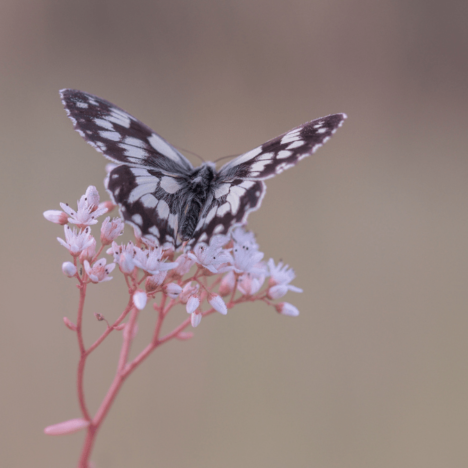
[1,1,468,467]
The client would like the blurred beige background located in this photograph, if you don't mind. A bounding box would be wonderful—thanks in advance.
[1,0,468,467]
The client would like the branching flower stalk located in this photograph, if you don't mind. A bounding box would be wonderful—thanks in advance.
[43,186,302,468]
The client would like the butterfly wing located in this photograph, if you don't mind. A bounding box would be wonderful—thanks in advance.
[187,178,265,247]
[61,89,194,248]
[218,113,347,180]
[189,114,346,246]
[60,89,194,174]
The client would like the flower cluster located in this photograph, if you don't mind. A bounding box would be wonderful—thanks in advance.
[43,185,304,465]
[44,186,303,326]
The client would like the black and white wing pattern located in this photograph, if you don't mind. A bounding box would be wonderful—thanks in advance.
[60,89,193,175]
[61,89,193,248]
[218,114,347,181]
[188,114,347,247]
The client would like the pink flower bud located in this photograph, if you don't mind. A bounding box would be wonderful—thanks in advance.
[186,295,200,314]
[43,210,68,225]
[133,291,147,310]
[275,302,299,317]
[62,262,77,278]
[164,283,182,299]
[44,418,89,435]
[100,200,116,213]
[85,186,100,211]
[267,285,288,300]
[176,331,194,340]
[63,317,77,331]
[208,293,227,315]
[219,271,236,296]
[191,312,202,327]
[119,252,135,274]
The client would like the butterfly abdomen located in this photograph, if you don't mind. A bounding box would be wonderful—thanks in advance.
[179,163,216,241]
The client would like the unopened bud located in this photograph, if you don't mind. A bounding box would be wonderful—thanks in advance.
[208,294,227,315]
[164,283,182,299]
[133,290,147,310]
[176,331,194,340]
[191,312,202,328]
[275,302,299,317]
[186,295,200,314]
[63,317,77,331]
[267,285,288,300]
[44,418,89,436]
[62,262,77,278]
[43,210,68,225]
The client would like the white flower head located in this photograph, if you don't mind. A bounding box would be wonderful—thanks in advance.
[100,217,124,245]
[237,272,265,296]
[267,259,303,299]
[232,227,259,250]
[79,235,96,263]
[107,241,137,274]
[172,254,195,277]
[59,186,108,229]
[133,246,177,275]
[188,235,233,274]
[145,271,167,292]
[57,226,95,257]
[83,258,115,283]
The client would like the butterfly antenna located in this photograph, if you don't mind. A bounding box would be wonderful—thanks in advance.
[213,153,240,164]
[174,145,205,163]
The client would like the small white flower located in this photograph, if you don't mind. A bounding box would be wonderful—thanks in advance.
[191,312,202,328]
[172,254,195,277]
[100,217,124,245]
[275,302,299,317]
[237,272,265,296]
[267,259,303,299]
[208,294,227,315]
[60,187,108,229]
[232,243,265,275]
[133,246,177,275]
[62,262,77,278]
[79,235,96,263]
[133,290,148,310]
[57,226,95,257]
[180,282,199,303]
[186,295,200,314]
[145,271,167,292]
[164,283,182,299]
[107,241,136,274]
[232,227,258,250]
[188,235,233,274]
[83,258,115,283]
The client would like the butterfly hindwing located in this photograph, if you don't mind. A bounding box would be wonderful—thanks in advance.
[60,89,193,175]
[187,178,266,247]
[219,113,347,181]
[106,165,189,248]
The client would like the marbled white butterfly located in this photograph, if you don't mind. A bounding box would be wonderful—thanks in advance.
[61,89,346,249]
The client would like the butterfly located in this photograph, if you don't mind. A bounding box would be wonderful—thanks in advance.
[60,89,346,250]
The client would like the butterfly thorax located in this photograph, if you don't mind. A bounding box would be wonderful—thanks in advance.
[179,163,217,241]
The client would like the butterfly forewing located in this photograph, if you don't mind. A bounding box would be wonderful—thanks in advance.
[219,114,346,181]
[60,89,193,175]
